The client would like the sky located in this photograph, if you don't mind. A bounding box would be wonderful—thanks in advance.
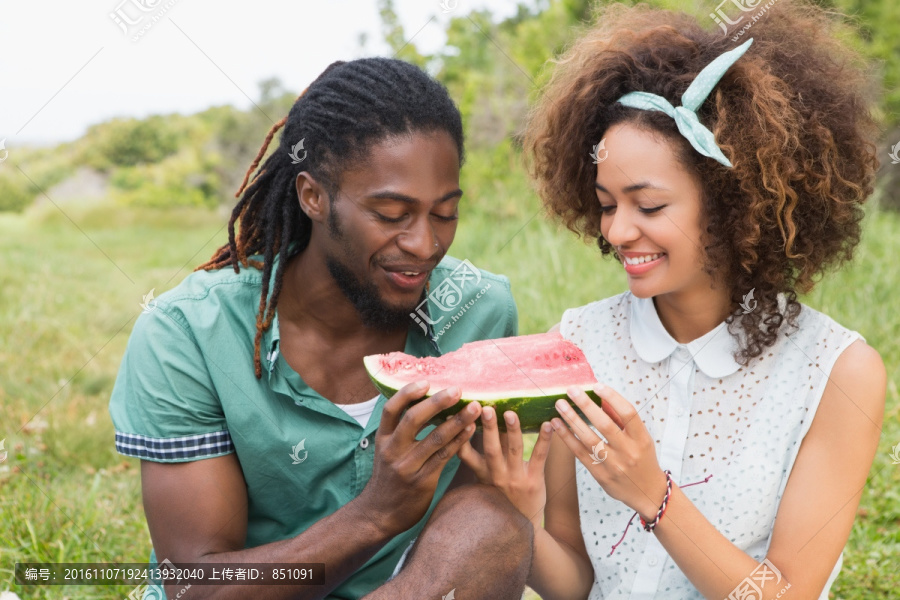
[0,0,524,146]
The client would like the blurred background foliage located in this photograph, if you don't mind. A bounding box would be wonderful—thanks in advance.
[1,0,897,214]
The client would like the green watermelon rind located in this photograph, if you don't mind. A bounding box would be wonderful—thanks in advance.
[365,358,601,433]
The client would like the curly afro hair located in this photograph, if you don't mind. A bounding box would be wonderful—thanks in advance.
[524,0,880,364]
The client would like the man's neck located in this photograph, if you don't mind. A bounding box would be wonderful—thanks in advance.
[273,248,409,405]
[276,247,407,345]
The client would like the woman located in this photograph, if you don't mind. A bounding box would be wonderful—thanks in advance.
[458,1,886,598]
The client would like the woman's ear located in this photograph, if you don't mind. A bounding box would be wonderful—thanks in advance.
[296,172,328,224]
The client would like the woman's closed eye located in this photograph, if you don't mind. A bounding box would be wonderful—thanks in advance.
[598,204,667,214]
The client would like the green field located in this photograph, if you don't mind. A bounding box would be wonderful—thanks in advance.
[1,190,898,598]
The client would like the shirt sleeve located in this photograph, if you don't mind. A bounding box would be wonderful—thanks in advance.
[109,307,234,463]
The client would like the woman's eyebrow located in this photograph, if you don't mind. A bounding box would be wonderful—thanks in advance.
[595,182,669,194]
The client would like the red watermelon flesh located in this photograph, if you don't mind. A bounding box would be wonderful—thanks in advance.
[363,332,600,431]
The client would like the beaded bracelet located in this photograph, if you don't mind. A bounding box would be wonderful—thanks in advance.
[639,470,673,532]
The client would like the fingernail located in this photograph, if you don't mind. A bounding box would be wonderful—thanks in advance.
[483,407,494,421]
[467,402,479,414]
[551,419,561,431]
[448,386,460,397]
[594,383,607,393]
[556,399,570,413]
[466,423,475,433]
[415,380,429,390]
[505,411,516,424]
[542,422,552,433]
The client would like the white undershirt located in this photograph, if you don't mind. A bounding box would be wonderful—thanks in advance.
[333,395,381,428]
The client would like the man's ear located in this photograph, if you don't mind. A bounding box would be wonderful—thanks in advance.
[296,172,329,224]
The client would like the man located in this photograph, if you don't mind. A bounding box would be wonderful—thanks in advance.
[109,58,532,600]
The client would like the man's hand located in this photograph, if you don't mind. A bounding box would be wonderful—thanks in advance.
[358,381,482,536]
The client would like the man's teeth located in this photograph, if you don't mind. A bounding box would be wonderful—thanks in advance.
[624,253,664,265]
[401,271,420,276]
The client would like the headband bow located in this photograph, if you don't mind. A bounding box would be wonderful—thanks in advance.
[616,38,753,168]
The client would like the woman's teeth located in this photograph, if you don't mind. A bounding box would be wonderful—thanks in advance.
[624,253,664,265]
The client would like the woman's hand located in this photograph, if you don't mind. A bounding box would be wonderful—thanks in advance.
[458,406,553,527]
[552,383,667,521]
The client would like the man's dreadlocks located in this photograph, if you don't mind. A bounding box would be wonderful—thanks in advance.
[196,58,465,378]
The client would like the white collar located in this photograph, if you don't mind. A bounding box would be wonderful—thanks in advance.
[629,293,741,378]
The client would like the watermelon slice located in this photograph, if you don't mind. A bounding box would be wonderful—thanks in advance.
[363,332,600,432]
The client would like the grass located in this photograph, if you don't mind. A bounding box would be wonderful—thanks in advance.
[0,188,897,599]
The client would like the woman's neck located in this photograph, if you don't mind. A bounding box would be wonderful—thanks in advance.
[652,287,731,344]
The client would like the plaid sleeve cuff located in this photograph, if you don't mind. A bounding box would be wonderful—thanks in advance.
[115,430,234,462]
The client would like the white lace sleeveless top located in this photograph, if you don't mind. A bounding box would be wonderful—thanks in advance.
[560,292,861,599]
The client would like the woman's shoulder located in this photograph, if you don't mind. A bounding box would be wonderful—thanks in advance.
[791,301,863,347]
[827,338,886,426]
[780,301,883,412]
[799,301,886,412]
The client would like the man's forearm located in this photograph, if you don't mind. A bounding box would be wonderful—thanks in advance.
[167,496,399,600]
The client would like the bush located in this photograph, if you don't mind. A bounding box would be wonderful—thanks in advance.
[0,174,35,212]
[109,146,222,208]
[79,115,186,171]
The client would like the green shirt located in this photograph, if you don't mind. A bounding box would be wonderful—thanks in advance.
[108,254,517,599]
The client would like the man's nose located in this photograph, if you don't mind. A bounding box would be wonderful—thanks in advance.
[397,217,439,259]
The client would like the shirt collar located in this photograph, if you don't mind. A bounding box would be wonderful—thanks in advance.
[629,293,741,378]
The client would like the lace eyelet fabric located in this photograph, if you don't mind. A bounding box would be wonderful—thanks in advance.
[560,292,860,599]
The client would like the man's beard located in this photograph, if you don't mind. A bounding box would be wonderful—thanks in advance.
[325,255,420,332]
[324,205,421,332]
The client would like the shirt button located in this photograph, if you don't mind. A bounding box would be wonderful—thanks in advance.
[674,346,691,361]
[648,556,658,566]
[675,407,685,417]
[359,438,369,449]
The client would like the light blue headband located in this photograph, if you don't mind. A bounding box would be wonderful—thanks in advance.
[616,38,753,168]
